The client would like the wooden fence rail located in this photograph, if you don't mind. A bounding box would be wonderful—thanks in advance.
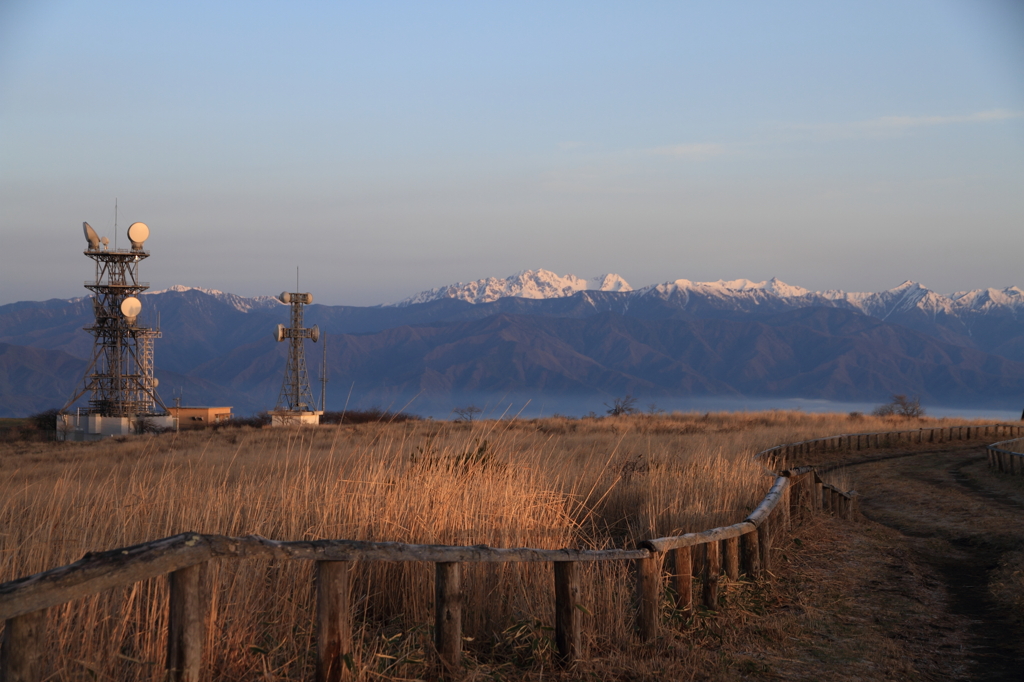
[0,422,1010,681]
[755,423,1023,464]
[987,436,1024,475]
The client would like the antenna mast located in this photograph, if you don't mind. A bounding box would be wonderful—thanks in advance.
[271,283,321,425]
[319,332,328,412]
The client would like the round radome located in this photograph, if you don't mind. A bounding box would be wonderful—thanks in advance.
[120,296,142,318]
[127,222,149,244]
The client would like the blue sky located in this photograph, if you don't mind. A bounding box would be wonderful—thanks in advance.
[1,1,1022,305]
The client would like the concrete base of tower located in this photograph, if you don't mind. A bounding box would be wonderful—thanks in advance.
[56,413,178,441]
[269,410,324,427]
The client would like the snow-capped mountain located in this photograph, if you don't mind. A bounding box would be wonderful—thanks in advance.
[391,269,632,306]
[145,285,283,313]
[6,274,1024,416]
[394,272,1024,322]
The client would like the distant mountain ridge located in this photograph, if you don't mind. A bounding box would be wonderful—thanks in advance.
[2,272,1024,417]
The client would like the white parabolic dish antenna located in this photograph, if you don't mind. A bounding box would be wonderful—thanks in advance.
[120,296,142,318]
[274,323,286,342]
[127,222,149,249]
[83,222,101,250]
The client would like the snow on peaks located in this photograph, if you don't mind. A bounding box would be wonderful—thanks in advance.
[144,285,283,312]
[148,284,226,296]
[589,273,632,292]
[951,286,1024,312]
[392,269,633,306]
[640,277,808,298]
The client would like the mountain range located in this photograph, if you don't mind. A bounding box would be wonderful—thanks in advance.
[2,272,1024,417]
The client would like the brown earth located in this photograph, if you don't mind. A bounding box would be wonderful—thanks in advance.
[690,441,1024,682]
[549,440,1024,681]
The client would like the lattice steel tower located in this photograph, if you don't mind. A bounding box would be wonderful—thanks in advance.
[274,291,320,411]
[63,221,166,417]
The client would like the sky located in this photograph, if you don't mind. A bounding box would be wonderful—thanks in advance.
[1,1,1022,306]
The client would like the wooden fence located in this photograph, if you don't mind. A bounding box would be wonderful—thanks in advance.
[755,423,1023,463]
[0,423,1013,681]
[987,436,1024,475]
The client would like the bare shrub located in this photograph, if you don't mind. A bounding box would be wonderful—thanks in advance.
[872,394,925,418]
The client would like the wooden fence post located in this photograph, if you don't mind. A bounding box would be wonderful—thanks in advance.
[789,475,802,522]
[636,555,660,641]
[167,563,210,682]
[1,608,45,682]
[757,521,772,575]
[813,479,823,513]
[671,547,692,611]
[702,542,720,608]
[435,562,462,669]
[723,537,739,580]
[553,561,582,665]
[316,561,353,682]
[780,486,791,531]
[740,529,760,578]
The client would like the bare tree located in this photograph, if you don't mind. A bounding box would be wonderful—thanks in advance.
[453,405,482,422]
[605,395,639,416]
[872,394,925,418]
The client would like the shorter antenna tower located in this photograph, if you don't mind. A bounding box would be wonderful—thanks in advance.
[272,288,321,423]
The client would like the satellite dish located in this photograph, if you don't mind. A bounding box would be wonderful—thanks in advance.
[83,222,101,250]
[274,323,285,342]
[152,378,159,388]
[304,293,314,305]
[280,292,292,304]
[311,325,320,343]
[100,236,110,248]
[120,296,142,318]
[127,222,149,250]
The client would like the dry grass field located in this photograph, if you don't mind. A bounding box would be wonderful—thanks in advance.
[0,411,999,680]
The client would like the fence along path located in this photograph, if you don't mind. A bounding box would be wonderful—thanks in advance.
[1,422,1019,681]
[987,435,1024,475]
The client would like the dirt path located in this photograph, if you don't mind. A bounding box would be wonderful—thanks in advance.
[847,444,1024,682]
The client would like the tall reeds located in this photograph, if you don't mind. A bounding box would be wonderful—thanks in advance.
[0,410,978,679]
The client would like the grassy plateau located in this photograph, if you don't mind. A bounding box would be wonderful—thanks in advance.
[0,411,1004,680]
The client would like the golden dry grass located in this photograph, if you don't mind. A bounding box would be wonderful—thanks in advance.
[0,410,997,679]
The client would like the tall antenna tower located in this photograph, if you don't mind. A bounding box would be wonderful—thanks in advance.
[319,331,328,412]
[271,288,321,424]
[62,221,167,424]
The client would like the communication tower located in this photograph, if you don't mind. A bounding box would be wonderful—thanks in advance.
[271,289,322,426]
[59,221,174,439]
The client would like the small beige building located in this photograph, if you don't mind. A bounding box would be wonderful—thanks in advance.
[167,406,232,426]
